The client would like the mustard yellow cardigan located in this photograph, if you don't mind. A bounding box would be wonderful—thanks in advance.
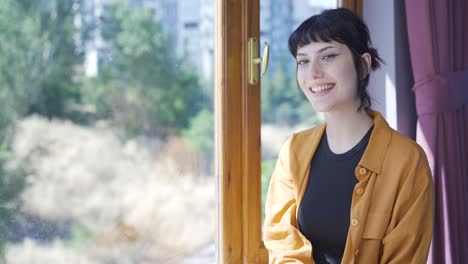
[263,110,434,264]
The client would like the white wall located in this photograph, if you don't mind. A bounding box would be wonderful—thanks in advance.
[363,0,398,130]
[363,0,417,138]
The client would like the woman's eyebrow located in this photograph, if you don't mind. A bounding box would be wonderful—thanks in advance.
[317,46,336,53]
[296,46,337,56]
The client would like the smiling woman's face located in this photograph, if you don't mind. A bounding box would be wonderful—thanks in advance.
[296,41,360,113]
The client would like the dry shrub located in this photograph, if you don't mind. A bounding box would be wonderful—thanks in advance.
[5,115,215,262]
[156,136,207,177]
[5,239,95,264]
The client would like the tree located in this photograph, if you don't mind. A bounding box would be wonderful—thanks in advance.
[0,0,83,253]
[91,0,208,137]
[0,0,82,120]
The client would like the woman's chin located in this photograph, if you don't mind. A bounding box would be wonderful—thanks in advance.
[309,103,333,113]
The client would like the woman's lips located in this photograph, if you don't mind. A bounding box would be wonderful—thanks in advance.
[309,84,335,95]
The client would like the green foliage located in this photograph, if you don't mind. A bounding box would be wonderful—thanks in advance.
[0,102,26,253]
[67,224,93,249]
[0,141,26,256]
[182,109,214,156]
[88,0,208,137]
[100,0,174,88]
[0,0,82,120]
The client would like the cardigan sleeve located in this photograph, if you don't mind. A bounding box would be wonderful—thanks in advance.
[379,147,434,264]
[263,136,314,264]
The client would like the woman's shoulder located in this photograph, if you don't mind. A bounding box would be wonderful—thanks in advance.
[382,128,431,181]
[387,128,427,159]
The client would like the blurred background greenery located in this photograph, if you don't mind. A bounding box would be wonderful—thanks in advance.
[0,0,212,258]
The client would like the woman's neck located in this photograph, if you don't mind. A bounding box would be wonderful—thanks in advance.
[324,107,374,154]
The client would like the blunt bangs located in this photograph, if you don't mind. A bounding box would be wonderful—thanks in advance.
[288,17,344,57]
[288,8,370,59]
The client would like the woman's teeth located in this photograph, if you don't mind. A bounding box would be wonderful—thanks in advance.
[311,84,334,93]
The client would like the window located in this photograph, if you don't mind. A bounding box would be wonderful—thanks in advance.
[0,0,215,262]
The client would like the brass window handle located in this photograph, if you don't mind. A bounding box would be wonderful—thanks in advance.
[248,37,269,85]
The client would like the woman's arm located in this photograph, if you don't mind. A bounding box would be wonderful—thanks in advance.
[263,137,314,264]
[380,147,434,264]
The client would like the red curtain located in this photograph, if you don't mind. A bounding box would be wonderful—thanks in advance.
[405,0,468,263]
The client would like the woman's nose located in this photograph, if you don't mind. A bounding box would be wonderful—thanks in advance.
[310,62,324,78]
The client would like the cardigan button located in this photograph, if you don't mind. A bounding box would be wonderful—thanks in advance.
[351,219,359,227]
[355,249,359,256]
[359,167,367,175]
[356,188,364,195]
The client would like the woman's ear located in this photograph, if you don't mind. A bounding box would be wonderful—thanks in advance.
[361,53,372,79]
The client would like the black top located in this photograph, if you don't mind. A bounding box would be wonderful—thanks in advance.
[297,126,373,264]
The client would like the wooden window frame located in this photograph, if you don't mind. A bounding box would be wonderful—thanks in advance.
[215,1,362,263]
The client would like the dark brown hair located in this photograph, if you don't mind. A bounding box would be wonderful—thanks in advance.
[288,8,384,111]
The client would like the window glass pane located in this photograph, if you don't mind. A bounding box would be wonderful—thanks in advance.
[260,0,337,223]
[0,0,215,262]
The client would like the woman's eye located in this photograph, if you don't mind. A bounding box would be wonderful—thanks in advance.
[322,54,338,61]
[297,59,309,65]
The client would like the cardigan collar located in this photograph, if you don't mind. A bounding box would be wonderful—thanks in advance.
[294,109,391,178]
[358,109,392,175]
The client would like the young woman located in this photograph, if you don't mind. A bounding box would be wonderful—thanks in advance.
[263,8,434,264]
